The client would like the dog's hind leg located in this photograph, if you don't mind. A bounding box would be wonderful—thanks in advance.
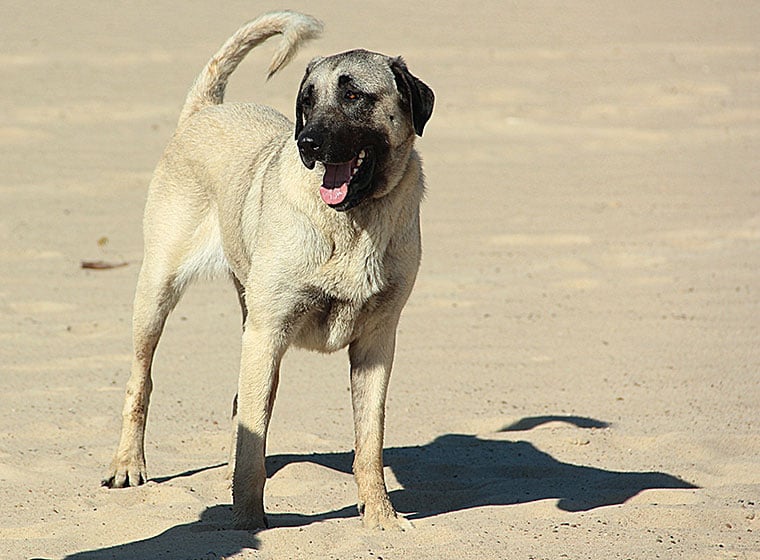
[102,258,186,488]
[226,275,247,480]
[232,274,249,326]
[103,195,217,488]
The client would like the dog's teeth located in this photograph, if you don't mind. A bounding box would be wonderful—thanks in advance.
[359,149,366,159]
[352,167,359,175]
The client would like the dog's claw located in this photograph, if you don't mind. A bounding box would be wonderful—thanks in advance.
[102,460,147,489]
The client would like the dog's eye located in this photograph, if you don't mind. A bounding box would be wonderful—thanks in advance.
[344,90,362,101]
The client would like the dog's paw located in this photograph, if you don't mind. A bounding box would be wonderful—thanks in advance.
[101,458,147,489]
[359,499,412,531]
[232,511,268,531]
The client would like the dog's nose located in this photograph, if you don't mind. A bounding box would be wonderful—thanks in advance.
[298,134,321,155]
[297,133,323,170]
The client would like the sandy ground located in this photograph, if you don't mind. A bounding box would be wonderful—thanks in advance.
[2,1,759,558]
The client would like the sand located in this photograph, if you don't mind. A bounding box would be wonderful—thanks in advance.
[1,1,759,558]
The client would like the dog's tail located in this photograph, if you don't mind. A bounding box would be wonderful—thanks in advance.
[177,11,323,128]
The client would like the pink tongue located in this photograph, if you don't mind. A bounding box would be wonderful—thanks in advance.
[320,184,348,205]
[320,161,354,205]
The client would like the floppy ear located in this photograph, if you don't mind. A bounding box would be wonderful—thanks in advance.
[390,57,435,136]
[294,57,323,140]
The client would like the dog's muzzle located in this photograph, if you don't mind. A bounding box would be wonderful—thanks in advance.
[297,130,376,211]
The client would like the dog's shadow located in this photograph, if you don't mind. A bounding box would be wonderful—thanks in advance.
[268,415,697,520]
[63,416,696,559]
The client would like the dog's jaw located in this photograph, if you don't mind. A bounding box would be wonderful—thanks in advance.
[317,147,376,211]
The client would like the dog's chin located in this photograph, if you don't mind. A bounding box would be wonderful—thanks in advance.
[316,148,377,212]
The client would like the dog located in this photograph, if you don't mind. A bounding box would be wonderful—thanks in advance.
[102,11,434,531]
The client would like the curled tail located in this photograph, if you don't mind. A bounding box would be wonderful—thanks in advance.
[177,11,323,127]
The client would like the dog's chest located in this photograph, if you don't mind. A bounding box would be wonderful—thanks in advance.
[295,230,388,352]
[294,296,362,353]
[321,246,384,302]
[312,218,389,301]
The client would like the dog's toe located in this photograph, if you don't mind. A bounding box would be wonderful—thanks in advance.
[360,498,412,531]
[102,460,146,488]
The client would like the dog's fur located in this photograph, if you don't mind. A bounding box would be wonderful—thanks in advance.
[102,11,434,530]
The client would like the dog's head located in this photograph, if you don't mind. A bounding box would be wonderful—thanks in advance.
[295,49,434,211]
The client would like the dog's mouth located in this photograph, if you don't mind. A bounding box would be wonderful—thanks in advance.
[319,147,375,211]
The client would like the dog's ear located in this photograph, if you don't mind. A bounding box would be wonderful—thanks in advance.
[390,57,435,137]
[295,57,323,140]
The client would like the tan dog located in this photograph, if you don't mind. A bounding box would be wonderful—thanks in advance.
[102,11,434,530]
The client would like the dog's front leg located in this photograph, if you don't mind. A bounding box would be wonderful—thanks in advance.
[232,325,283,530]
[349,329,409,530]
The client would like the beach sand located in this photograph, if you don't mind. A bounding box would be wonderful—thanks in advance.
[1,1,758,558]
